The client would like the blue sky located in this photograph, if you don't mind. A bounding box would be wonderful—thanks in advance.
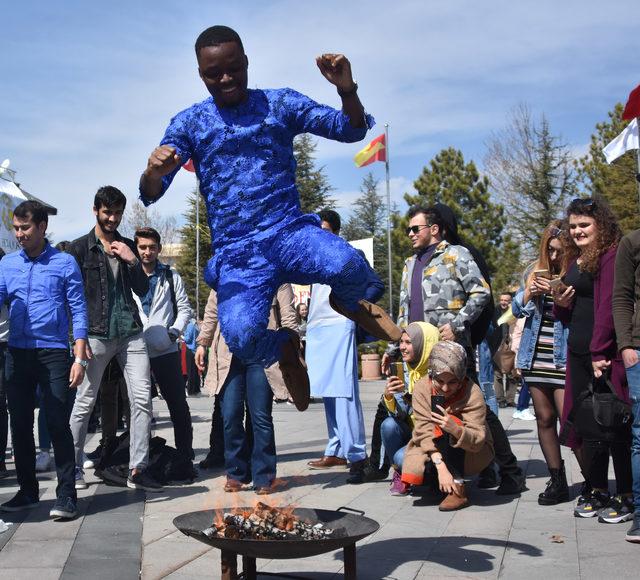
[2,0,639,241]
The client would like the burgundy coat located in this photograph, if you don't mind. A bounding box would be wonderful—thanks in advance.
[554,247,629,449]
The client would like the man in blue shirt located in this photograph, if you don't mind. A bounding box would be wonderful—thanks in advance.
[0,201,88,520]
[140,25,401,412]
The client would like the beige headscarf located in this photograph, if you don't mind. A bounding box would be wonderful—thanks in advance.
[428,340,467,381]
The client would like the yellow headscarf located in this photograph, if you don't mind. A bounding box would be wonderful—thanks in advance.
[405,322,440,392]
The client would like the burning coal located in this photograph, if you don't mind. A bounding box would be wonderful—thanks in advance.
[202,502,334,541]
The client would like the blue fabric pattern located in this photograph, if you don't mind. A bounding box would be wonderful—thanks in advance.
[141,88,375,367]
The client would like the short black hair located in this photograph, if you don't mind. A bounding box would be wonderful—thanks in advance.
[13,200,48,226]
[195,26,244,56]
[55,241,71,252]
[499,291,513,298]
[406,204,444,232]
[94,186,127,211]
[135,226,161,246]
[318,209,341,234]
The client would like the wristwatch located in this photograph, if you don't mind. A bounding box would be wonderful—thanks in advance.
[337,82,358,97]
[74,358,89,368]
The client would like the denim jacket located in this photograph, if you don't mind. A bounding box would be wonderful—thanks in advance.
[512,289,568,370]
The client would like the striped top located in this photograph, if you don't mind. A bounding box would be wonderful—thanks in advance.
[522,295,566,388]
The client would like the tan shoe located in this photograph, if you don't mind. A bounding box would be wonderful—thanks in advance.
[307,456,348,469]
[438,484,469,511]
[329,294,403,342]
[278,328,310,411]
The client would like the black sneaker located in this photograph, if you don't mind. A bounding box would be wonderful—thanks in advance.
[626,514,640,543]
[85,442,103,461]
[49,497,77,520]
[0,462,9,479]
[346,459,366,485]
[127,470,163,492]
[598,495,635,524]
[362,461,390,482]
[0,491,39,512]
[574,490,610,518]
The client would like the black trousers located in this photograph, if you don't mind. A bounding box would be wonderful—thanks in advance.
[435,434,466,479]
[185,349,201,394]
[150,351,194,458]
[0,343,8,464]
[6,347,76,500]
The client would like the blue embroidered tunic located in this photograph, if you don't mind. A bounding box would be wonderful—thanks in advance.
[140,88,373,250]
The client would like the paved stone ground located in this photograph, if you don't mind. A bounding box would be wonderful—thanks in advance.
[0,379,637,579]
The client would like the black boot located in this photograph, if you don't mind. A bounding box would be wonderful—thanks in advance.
[538,461,570,505]
[199,448,225,470]
[346,459,367,484]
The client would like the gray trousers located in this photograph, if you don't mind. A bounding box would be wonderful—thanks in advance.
[70,333,152,470]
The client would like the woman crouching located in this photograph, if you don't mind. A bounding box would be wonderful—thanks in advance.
[401,341,495,511]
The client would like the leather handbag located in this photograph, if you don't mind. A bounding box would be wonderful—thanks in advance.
[493,343,516,374]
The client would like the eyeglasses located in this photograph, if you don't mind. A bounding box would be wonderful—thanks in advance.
[406,224,431,236]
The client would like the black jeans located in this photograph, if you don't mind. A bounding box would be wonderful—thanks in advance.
[6,347,76,500]
[185,349,200,394]
[583,438,633,494]
[435,434,466,479]
[0,343,8,464]
[150,351,194,459]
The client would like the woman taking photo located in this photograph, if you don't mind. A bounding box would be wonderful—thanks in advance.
[554,197,633,523]
[512,220,571,505]
[401,341,494,511]
[381,322,439,496]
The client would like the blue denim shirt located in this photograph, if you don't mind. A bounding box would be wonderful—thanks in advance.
[512,289,568,370]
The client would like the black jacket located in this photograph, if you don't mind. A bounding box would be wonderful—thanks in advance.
[69,229,149,336]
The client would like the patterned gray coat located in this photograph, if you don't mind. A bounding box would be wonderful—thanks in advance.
[397,241,491,347]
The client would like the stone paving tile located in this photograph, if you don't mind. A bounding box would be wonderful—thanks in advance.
[0,568,64,580]
[0,538,76,568]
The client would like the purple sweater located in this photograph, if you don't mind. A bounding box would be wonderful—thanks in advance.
[554,247,629,448]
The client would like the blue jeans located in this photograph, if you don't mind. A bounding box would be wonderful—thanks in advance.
[218,356,276,488]
[380,416,412,468]
[480,382,499,416]
[6,348,76,501]
[517,379,531,412]
[625,354,640,511]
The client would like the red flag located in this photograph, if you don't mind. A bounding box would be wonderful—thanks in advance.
[622,84,640,120]
[353,134,386,167]
[182,158,195,172]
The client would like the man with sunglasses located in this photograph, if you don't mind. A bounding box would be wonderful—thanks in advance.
[398,205,491,346]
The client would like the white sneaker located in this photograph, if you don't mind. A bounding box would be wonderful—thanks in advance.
[82,453,95,470]
[512,410,522,419]
[35,451,52,472]
[75,467,88,490]
[519,408,536,421]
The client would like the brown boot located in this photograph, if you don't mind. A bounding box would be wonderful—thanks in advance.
[438,483,469,511]
[329,294,403,342]
[278,328,310,412]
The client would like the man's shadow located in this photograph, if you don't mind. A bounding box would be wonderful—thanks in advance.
[335,535,543,576]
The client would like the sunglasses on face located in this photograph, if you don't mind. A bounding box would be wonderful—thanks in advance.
[406,224,431,236]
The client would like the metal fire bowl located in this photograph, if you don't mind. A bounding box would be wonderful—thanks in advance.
[173,507,380,560]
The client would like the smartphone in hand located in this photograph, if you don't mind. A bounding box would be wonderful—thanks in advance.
[534,269,550,279]
[432,394,446,414]
[391,362,405,383]
[549,277,567,292]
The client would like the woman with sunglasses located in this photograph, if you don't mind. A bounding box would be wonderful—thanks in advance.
[554,197,633,523]
[401,341,494,511]
[512,220,572,505]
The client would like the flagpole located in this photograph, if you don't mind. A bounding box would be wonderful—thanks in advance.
[385,123,393,318]
[636,117,640,212]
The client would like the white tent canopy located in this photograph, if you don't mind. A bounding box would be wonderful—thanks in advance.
[0,176,28,253]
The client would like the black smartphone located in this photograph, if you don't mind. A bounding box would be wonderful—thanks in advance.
[432,394,446,414]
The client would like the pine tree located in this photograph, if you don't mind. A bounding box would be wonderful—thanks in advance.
[484,105,577,258]
[177,189,211,318]
[342,172,392,312]
[575,103,640,233]
[294,134,335,213]
[391,148,521,308]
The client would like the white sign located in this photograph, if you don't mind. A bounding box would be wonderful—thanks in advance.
[0,178,27,253]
